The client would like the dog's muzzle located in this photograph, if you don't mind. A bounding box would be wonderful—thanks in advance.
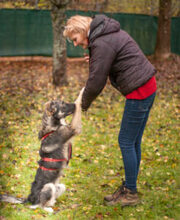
[63,103,76,117]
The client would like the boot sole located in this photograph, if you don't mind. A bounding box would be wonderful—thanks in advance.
[104,199,140,207]
[121,200,140,207]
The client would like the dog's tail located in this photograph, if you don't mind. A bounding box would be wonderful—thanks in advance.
[0,194,26,204]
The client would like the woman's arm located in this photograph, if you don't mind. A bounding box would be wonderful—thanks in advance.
[82,40,116,111]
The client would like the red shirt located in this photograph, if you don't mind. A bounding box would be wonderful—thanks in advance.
[126,76,157,100]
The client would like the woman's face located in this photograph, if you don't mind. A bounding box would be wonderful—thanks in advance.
[70,33,88,49]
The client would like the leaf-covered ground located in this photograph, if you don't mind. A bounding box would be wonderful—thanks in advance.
[0,55,179,219]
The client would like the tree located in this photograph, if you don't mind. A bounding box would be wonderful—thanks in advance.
[50,0,71,86]
[154,0,172,60]
[94,0,108,12]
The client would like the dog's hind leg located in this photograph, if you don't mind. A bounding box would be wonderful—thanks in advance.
[29,204,54,213]
[29,204,40,209]
[40,183,56,207]
[55,184,66,198]
[43,207,54,213]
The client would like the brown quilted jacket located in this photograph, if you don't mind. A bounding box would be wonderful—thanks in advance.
[82,14,156,111]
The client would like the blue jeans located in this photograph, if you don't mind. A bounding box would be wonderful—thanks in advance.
[118,92,156,191]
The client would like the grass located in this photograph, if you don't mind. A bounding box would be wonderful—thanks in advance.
[0,60,179,220]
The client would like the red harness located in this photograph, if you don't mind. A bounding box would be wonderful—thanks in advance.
[41,131,54,141]
[39,131,72,171]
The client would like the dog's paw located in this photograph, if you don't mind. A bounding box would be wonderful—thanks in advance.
[59,184,66,194]
[56,184,66,198]
[29,204,39,209]
[43,207,54,213]
[75,126,82,135]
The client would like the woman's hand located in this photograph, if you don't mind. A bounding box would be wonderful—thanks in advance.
[84,54,89,63]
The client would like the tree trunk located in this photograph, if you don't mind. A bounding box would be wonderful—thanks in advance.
[154,0,171,60]
[51,0,70,86]
[94,0,108,12]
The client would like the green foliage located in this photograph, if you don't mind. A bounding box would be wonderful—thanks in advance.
[0,0,180,16]
[0,0,51,9]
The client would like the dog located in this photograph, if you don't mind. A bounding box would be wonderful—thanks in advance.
[0,88,84,212]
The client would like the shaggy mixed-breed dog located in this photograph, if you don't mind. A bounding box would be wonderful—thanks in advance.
[0,88,84,212]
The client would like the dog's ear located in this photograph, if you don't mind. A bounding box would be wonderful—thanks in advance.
[44,101,57,117]
[44,101,52,117]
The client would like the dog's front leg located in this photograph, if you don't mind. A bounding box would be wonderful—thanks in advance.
[71,88,84,134]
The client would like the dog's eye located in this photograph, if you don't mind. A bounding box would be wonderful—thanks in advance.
[50,102,57,112]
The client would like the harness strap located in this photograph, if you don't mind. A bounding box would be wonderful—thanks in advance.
[39,166,58,171]
[41,131,54,141]
[42,158,67,162]
[40,130,72,171]
[41,143,71,163]
[68,143,72,161]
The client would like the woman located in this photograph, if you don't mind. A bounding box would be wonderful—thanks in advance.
[63,14,156,206]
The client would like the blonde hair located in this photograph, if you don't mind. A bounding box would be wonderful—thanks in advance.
[63,15,92,39]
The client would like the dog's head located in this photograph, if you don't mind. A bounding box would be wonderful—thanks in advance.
[45,100,75,119]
